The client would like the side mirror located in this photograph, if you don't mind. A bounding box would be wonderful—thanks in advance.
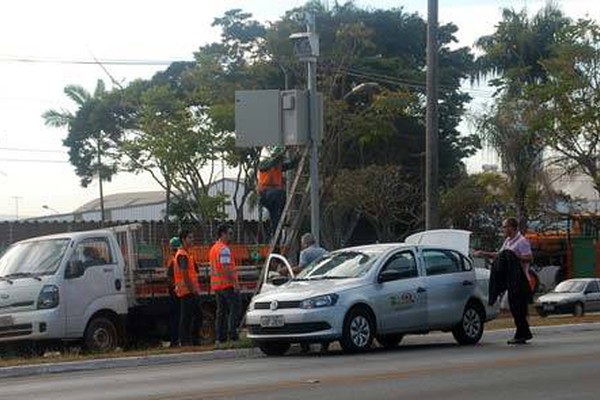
[268,275,290,286]
[378,269,402,284]
[65,260,85,279]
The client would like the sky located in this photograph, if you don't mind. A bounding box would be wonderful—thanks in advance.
[0,0,599,219]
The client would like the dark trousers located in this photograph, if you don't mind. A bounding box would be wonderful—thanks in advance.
[179,294,200,346]
[168,288,180,345]
[215,288,240,342]
[259,189,285,235]
[508,291,531,340]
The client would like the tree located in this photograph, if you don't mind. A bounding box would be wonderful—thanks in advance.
[331,165,422,243]
[531,19,600,196]
[262,3,479,241]
[473,4,570,231]
[43,80,122,222]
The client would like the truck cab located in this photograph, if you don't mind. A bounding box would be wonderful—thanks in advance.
[0,229,128,352]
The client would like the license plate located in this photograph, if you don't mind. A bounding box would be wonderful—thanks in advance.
[0,315,14,327]
[260,315,284,328]
[543,304,554,311]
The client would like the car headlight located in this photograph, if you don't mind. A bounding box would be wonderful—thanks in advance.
[37,285,59,309]
[300,294,339,309]
[247,301,255,312]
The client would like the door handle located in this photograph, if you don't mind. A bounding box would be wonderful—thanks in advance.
[462,280,474,286]
[115,279,122,291]
[417,287,427,293]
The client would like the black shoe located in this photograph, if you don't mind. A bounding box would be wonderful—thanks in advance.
[507,338,527,345]
[300,343,310,354]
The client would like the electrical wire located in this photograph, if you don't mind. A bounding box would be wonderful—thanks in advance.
[0,55,190,66]
[0,146,66,154]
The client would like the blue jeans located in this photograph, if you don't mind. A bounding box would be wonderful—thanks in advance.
[215,288,240,342]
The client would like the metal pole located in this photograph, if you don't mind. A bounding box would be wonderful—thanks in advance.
[307,14,320,245]
[97,135,105,225]
[426,0,439,230]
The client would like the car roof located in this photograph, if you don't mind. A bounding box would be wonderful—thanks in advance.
[14,229,113,245]
[331,242,469,257]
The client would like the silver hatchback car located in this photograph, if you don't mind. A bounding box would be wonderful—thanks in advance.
[245,230,499,356]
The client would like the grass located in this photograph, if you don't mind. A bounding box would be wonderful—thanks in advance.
[1,314,599,369]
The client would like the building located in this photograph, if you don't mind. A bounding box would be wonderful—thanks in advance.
[27,178,262,223]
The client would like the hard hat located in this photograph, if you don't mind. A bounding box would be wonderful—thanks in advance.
[169,236,182,250]
[271,146,285,159]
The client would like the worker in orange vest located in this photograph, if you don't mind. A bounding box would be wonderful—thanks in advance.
[257,147,297,237]
[209,224,240,344]
[173,229,201,346]
[167,236,182,346]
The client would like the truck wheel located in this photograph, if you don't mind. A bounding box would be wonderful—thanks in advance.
[84,317,119,352]
[340,308,374,353]
[258,342,290,356]
[377,334,404,349]
[452,302,484,345]
[573,302,585,317]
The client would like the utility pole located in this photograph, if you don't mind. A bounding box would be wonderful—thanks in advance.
[306,14,321,245]
[11,196,21,221]
[426,0,439,230]
[97,135,105,225]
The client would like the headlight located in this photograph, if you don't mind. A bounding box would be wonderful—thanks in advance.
[247,301,255,312]
[37,285,59,309]
[300,294,339,309]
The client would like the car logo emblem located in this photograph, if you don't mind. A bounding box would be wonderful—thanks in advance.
[270,300,278,311]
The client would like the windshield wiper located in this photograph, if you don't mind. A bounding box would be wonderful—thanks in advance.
[0,276,14,284]
[311,275,352,280]
[3,272,42,281]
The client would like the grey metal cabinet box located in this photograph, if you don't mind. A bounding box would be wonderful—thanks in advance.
[235,89,323,147]
[235,90,282,147]
[281,90,308,145]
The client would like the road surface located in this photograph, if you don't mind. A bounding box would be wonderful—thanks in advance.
[2,326,599,399]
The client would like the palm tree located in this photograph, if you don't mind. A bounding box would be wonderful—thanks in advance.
[473,4,570,231]
[43,80,115,223]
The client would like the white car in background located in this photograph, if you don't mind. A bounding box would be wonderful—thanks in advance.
[535,278,600,317]
[246,230,499,356]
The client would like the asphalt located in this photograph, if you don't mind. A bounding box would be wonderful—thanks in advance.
[1,322,599,380]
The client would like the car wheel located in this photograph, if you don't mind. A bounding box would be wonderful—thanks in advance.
[257,342,290,356]
[84,316,119,353]
[452,303,484,345]
[340,308,374,353]
[377,334,404,349]
[573,302,585,317]
[536,309,548,318]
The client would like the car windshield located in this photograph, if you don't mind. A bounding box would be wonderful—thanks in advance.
[554,280,587,293]
[0,239,70,278]
[295,249,380,280]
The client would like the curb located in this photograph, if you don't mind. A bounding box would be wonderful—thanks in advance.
[2,322,599,379]
[0,347,264,380]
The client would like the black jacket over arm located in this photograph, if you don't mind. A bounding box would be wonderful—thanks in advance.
[488,250,532,306]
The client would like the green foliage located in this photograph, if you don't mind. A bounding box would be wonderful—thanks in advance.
[43,80,122,187]
[331,165,422,242]
[530,19,600,195]
[473,4,570,230]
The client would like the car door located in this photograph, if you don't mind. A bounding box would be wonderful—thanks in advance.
[422,248,474,328]
[259,254,294,294]
[373,250,427,334]
[63,237,118,336]
[584,280,600,312]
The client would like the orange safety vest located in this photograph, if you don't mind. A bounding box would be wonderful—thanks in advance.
[173,248,199,298]
[257,163,283,193]
[209,240,238,291]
